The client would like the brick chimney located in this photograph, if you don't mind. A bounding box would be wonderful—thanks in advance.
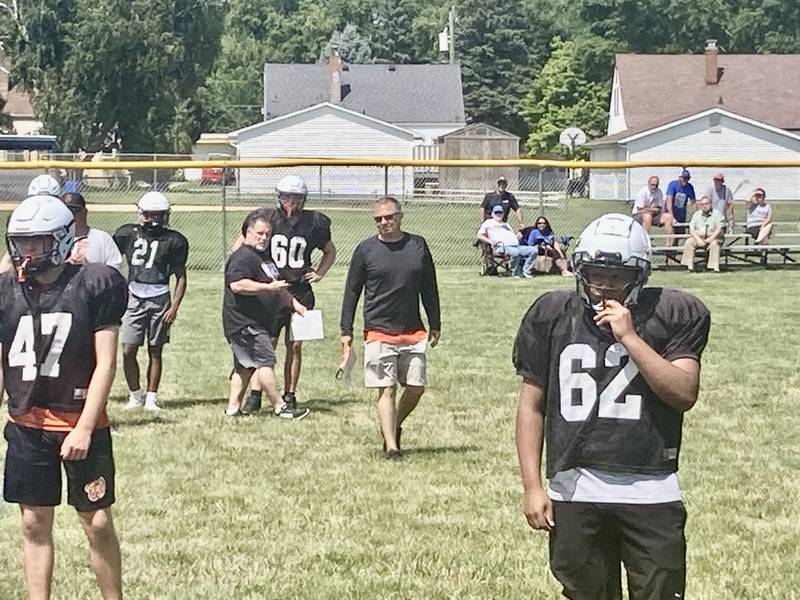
[705,39,719,85]
[328,50,343,104]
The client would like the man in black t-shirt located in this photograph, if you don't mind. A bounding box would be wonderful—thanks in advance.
[113,192,188,412]
[2,195,127,599]
[234,175,336,413]
[480,175,524,225]
[513,214,710,599]
[223,209,310,420]
[340,196,440,460]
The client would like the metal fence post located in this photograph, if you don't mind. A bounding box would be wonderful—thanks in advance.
[221,170,228,270]
[152,154,158,189]
[538,168,544,216]
[318,165,323,203]
[384,165,389,196]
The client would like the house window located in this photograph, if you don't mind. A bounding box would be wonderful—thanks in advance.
[709,114,721,133]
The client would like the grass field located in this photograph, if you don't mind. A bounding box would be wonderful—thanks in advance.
[0,266,798,599]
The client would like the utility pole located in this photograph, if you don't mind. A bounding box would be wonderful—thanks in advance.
[448,5,455,64]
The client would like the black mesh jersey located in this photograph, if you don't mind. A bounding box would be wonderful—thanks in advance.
[260,208,331,284]
[0,264,128,416]
[513,288,710,478]
[113,224,189,285]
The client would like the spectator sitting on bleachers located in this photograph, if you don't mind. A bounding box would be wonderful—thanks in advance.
[745,188,773,245]
[680,196,725,273]
[632,175,675,244]
[525,216,572,277]
[705,173,735,230]
[665,169,696,234]
[477,204,535,278]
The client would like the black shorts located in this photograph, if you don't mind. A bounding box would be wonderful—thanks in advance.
[3,422,116,512]
[272,283,315,338]
[548,500,686,600]
[745,225,762,239]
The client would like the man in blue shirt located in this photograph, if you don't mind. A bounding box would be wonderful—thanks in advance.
[665,169,696,234]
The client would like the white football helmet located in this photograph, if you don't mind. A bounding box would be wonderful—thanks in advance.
[572,213,652,311]
[137,191,170,229]
[7,195,76,281]
[276,175,307,216]
[27,174,62,198]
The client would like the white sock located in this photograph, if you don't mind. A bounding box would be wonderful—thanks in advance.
[226,405,240,416]
[145,391,158,405]
[129,389,143,402]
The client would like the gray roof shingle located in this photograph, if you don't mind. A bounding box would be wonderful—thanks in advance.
[263,63,465,124]
[616,53,800,132]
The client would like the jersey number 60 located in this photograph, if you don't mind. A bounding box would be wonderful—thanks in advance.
[271,234,307,269]
[559,343,642,422]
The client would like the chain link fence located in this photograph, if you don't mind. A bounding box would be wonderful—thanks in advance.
[1,157,799,270]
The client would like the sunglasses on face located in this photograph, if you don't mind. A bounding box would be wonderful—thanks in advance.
[374,212,399,223]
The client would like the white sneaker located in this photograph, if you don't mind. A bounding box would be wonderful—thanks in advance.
[144,400,161,412]
[123,395,144,411]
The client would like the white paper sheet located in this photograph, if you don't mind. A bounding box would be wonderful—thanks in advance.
[289,309,324,341]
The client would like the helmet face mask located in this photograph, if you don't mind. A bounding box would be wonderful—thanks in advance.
[572,214,652,313]
[275,175,308,217]
[138,209,169,230]
[6,195,76,282]
[136,192,171,230]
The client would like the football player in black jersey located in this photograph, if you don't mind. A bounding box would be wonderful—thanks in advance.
[235,175,336,412]
[113,192,189,412]
[1,195,127,599]
[514,214,710,600]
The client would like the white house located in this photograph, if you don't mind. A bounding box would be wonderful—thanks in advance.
[231,102,417,195]
[589,42,800,200]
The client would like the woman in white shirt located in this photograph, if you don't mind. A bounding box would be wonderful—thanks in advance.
[744,187,773,245]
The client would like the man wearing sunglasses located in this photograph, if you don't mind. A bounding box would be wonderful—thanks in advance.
[61,181,122,270]
[340,197,441,460]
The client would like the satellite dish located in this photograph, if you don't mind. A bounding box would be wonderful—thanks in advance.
[559,127,587,153]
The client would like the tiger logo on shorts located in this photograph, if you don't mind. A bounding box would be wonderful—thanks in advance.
[84,477,107,502]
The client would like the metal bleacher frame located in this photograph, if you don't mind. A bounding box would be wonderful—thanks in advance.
[650,221,800,269]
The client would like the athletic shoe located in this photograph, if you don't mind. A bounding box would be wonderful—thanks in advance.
[384,449,403,461]
[143,400,161,412]
[283,392,297,410]
[122,395,144,411]
[225,407,245,417]
[241,394,262,415]
[274,404,310,420]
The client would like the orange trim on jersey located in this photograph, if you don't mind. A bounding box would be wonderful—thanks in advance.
[364,329,427,345]
[8,408,110,432]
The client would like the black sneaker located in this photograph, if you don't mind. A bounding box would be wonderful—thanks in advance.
[283,392,297,410]
[274,404,310,420]
[241,395,262,415]
[384,449,403,461]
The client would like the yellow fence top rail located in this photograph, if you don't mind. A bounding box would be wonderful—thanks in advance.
[3,157,800,170]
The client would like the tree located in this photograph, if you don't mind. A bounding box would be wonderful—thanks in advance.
[319,24,373,63]
[522,36,608,158]
[457,0,550,139]
[5,0,225,153]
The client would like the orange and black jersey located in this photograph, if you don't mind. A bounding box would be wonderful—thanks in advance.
[513,288,710,478]
[0,264,127,418]
[260,208,331,284]
[113,224,189,285]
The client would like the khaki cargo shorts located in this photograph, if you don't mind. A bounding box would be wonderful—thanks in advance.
[364,338,427,388]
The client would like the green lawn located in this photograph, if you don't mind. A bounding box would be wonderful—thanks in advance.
[0,267,798,599]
